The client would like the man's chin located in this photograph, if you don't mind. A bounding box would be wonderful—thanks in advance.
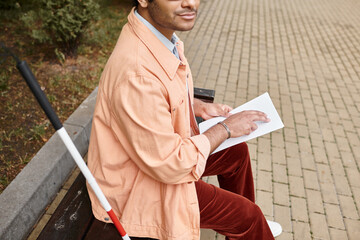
[176,23,196,32]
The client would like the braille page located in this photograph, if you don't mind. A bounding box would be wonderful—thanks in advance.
[199,92,284,154]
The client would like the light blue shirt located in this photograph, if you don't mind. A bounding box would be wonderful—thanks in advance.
[135,10,180,59]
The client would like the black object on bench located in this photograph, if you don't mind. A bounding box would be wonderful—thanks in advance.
[37,87,215,240]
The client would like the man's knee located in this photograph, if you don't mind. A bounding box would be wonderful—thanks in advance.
[229,142,250,168]
[232,142,249,156]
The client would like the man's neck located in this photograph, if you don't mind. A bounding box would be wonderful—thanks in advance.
[137,8,174,40]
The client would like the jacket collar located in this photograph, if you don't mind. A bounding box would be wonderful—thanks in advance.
[134,9,179,57]
[128,8,185,80]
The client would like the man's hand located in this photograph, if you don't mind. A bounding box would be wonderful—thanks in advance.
[203,110,270,153]
[222,110,270,138]
[194,98,232,120]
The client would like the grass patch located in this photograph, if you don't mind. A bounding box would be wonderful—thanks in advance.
[0,0,133,193]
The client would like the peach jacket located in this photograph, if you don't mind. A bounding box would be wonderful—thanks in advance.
[87,8,211,240]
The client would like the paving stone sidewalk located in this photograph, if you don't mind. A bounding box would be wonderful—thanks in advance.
[177,0,360,239]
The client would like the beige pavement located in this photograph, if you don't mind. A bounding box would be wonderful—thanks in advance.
[177,0,360,239]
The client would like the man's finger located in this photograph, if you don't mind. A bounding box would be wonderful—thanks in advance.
[221,104,233,112]
[252,114,270,123]
[242,110,270,122]
[250,122,258,131]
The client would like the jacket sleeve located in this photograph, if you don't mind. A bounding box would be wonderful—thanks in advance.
[109,74,210,184]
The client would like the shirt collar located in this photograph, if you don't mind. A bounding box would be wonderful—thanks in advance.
[128,8,183,80]
[135,10,179,57]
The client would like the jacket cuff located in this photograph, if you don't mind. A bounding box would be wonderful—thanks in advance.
[189,134,211,179]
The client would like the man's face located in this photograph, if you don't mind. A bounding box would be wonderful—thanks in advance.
[138,0,200,39]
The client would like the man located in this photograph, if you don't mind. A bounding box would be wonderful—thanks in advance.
[87,0,282,239]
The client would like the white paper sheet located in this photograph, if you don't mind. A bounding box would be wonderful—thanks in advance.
[199,92,284,154]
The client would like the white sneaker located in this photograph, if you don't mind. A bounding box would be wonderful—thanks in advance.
[266,220,282,237]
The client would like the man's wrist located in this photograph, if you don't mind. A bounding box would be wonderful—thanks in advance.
[217,121,231,139]
[203,122,229,153]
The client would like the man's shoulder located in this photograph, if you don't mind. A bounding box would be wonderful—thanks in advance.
[110,24,139,62]
[104,23,175,87]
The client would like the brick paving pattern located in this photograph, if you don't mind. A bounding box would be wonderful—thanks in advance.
[177,0,360,239]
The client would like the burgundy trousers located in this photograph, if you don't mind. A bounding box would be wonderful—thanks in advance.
[195,142,274,240]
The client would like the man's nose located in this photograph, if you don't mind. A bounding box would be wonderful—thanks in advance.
[181,0,198,10]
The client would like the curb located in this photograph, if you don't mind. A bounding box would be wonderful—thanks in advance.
[0,87,98,240]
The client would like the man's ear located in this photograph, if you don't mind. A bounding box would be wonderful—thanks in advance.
[137,0,149,8]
